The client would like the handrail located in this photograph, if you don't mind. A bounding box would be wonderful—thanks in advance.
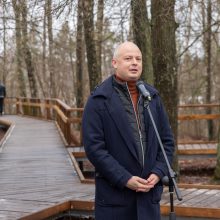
[178,103,220,121]
[4,98,220,146]
[177,103,220,143]
[178,103,220,108]
[178,114,220,120]
[4,97,82,147]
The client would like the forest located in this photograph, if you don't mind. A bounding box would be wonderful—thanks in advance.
[0,0,220,178]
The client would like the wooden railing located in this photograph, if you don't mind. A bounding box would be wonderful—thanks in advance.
[4,97,83,147]
[178,104,220,120]
[4,98,220,146]
[178,103,220,143]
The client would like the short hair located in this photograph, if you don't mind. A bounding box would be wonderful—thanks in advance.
[112,41,140,59]
[113,43,121,59]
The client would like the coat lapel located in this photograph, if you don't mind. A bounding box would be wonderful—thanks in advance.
[104,91,140,163]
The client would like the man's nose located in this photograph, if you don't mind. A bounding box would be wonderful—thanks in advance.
[132,58,138,65]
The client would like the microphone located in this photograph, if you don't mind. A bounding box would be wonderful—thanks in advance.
[136,81,151,101]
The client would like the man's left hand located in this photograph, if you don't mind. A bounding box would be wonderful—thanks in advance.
[136,173,160,192]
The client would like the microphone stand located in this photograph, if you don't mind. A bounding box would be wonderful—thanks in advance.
[143,98,182,220]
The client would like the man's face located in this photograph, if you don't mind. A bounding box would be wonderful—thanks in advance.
[112,43,142,82]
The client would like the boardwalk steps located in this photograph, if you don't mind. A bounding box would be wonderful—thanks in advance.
[0,115,220,219]
[178,141,218,159]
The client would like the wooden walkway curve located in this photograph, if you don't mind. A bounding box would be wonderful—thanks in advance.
[0,115,220,219]
[0,115,94,220]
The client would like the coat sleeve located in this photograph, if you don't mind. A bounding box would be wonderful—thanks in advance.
[82,96,132,189]
[151,96,175,179]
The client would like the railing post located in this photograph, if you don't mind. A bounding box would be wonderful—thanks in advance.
[16,97,23,115]
[16,98,19,115]
[46,99,52,120]
[66,110,71,146]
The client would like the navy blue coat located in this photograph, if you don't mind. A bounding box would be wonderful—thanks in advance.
[82,75,174,220]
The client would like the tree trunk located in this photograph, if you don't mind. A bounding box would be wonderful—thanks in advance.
[20,0,37,98]
[2,1,7,84]
[151,0,178,170]
[131,0,153,84]
[95,0,104,77]
[47,0,56,98]
[76,0,84,108]
[204,1,214,140]
[214,128,220,179]
[41,1,49,97]
[82,0,101,91]
[12,0,26,97]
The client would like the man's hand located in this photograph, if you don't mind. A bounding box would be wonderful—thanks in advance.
[126,174,160,192]
[145,173,160,186]
[126,176,154,192]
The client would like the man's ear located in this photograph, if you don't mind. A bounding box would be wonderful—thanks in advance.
[112,59,117,69]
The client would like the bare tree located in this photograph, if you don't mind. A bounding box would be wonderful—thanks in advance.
[151,0,178,170]
[41,1,49,97]
[47,0,56,98]
[203,1,214,140]
[131,0,153,84]
[12,0,26,97]
[82,0,101,91]
[96,0,104,76]
[76,0,84,108]
[2,0,7,84]
[20,0,37,97]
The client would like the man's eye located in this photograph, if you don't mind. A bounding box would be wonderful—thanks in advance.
[125,57,131,60]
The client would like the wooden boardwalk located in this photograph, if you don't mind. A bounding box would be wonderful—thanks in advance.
[0,115,94,220]
[1,115,220,219]
[178,142,218,159]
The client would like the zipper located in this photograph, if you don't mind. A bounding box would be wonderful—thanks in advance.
[126,83,145,167]
[137,96,145,167]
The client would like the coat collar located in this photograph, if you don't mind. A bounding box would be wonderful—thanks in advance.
[92,75,158,99]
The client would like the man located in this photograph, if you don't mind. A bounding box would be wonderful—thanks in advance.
[82,42,174,220]
[0,83,6,115]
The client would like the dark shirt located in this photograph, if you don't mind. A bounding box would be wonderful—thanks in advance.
[0,85,6,98]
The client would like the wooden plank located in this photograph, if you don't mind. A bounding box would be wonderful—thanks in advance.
[19,201,70,220]
[182,189,210,206]
[161,188,198,206]
[178,184,220,190]
[17,198,220,219]
[72,151,87,158]
[178,140,218,145]
[175,189,208,206]
[178,148,217,155]
[161,206,220,218]
[71,200,95,211]
[178,104,220,108]
[193,190,220,207]
[178,114,220,121]
[0,211,29,220]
